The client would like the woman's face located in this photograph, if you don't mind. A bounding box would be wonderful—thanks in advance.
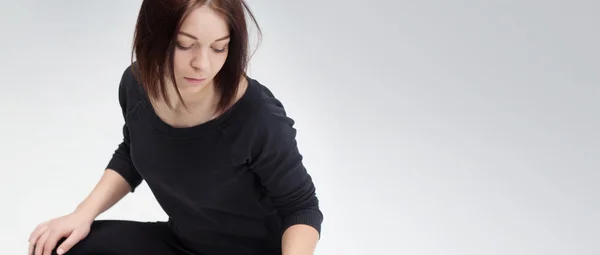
[172,5,230,95]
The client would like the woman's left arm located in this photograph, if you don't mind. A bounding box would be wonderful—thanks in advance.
[249,103,323,255]
[281,224,320,255]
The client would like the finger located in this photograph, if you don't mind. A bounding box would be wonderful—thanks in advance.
[29,223,47,242]
[29,225,47,255]
[56,230,84,255]
[44,230,69,255]
[34,231,49,255]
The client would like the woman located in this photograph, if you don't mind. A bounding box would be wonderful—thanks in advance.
[27,1,323,255]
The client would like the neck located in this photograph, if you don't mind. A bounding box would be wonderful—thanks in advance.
[165,80,221,114]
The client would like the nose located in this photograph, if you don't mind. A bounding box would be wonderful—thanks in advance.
[190,48,210,71]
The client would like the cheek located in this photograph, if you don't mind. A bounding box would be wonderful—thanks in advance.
[209,53,229,74]
[172,52,189,73]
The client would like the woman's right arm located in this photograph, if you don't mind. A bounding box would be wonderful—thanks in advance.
[72,168,132,221]
[75,64,145,220]
[74,65,145,220]
[29,65,143,255]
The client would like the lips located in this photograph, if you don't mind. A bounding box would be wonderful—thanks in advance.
[184,77,206,83]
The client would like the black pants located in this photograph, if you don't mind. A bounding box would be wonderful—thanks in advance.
[47,220,281,255]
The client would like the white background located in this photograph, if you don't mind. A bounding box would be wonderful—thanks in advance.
[1,1,598,254]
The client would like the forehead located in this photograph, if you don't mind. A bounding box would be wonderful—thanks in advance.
[179,5,229,40]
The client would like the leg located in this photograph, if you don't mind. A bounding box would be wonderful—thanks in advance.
[55,220,193,255]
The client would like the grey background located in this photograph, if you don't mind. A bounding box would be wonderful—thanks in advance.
[1,1,598,254]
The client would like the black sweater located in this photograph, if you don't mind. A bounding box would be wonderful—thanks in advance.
[105,64,323,253]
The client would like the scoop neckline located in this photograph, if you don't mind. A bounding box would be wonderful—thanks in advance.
[141,77,255,139]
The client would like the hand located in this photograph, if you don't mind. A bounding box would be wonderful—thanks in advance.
[28,212,94,255]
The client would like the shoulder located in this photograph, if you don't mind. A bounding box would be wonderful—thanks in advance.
[117,62,144,110]
[239,79,304,169]
[118,62,142,96]
[243,79,298,145]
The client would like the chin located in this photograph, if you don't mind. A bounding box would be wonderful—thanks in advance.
[180,83,204,92]
[181,80,208,92]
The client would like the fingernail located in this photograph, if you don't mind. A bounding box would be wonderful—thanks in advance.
[57,248,64,254]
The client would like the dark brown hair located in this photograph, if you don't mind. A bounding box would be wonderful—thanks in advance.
[130,0,261,112]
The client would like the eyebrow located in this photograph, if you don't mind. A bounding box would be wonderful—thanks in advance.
[178,31,230,42]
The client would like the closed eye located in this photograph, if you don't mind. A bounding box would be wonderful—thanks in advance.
[176,43,193,50]
[212,47,226,53]
[176,42,227,53]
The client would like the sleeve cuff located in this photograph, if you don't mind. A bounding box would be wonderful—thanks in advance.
[282,209,324,235]
[106,156,143,192]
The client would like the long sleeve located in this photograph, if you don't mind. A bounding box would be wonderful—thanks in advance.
[249,103,324,235]
[105,67,143,192]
